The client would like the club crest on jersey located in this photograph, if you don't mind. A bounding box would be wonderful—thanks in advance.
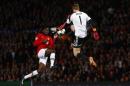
[46,38,50,44]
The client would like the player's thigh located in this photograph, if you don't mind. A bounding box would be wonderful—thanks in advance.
[39,58,48,65]
[37,49,47,59]
[73,36,85,47]
[37,49,48,65]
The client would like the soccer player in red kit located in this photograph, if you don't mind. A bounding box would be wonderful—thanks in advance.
[20,27,55,86]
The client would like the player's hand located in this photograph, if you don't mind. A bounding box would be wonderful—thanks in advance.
[91,28,100,41]
[89,56,97,67]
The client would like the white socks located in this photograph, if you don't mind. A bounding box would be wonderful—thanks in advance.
[23,53,55,81]
[50,53,55,68]
[24,70,38,80]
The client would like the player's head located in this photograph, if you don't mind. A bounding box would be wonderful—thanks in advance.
[39,24,50,35]
[72,3,80,12]
[42,27,49,35]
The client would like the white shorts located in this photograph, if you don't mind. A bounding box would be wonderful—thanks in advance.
[37,49,48,65]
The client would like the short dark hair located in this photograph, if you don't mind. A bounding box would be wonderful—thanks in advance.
[39,24,48,32]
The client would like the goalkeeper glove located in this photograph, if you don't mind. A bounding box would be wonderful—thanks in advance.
[92,28,100,41]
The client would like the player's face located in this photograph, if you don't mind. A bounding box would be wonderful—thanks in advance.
[42,28,49,35]
[72,9,76,13]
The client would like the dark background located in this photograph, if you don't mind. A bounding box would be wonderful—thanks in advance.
[0,0,129,82]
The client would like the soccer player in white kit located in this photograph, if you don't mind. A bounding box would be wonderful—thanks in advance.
[66,3,97,66]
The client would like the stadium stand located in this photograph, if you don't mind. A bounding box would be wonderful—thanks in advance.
[0,0,129,83]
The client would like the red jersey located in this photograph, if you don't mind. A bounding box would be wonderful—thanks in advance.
[33,33,54,53]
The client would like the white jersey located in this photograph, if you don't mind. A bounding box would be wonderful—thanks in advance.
[67,11,91,38]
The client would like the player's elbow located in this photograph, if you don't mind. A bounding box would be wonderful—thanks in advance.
[87,19,96,29]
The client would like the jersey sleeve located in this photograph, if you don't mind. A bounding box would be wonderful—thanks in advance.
[66,14,73,24]
[86,14,91,21]
[33,34,42,47]
[48,37,54,49]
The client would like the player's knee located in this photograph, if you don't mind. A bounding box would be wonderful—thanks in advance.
[39,58,47,65]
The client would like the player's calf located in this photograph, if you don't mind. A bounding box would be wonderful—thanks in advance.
[50,53,55,68]
[45,49,55,68]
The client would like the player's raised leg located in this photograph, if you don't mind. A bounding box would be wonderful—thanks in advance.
[20,49,48,86]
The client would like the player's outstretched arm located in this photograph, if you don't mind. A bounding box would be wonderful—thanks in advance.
[87,19,100,41]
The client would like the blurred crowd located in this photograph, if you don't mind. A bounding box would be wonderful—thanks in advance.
[0,0,129,82]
